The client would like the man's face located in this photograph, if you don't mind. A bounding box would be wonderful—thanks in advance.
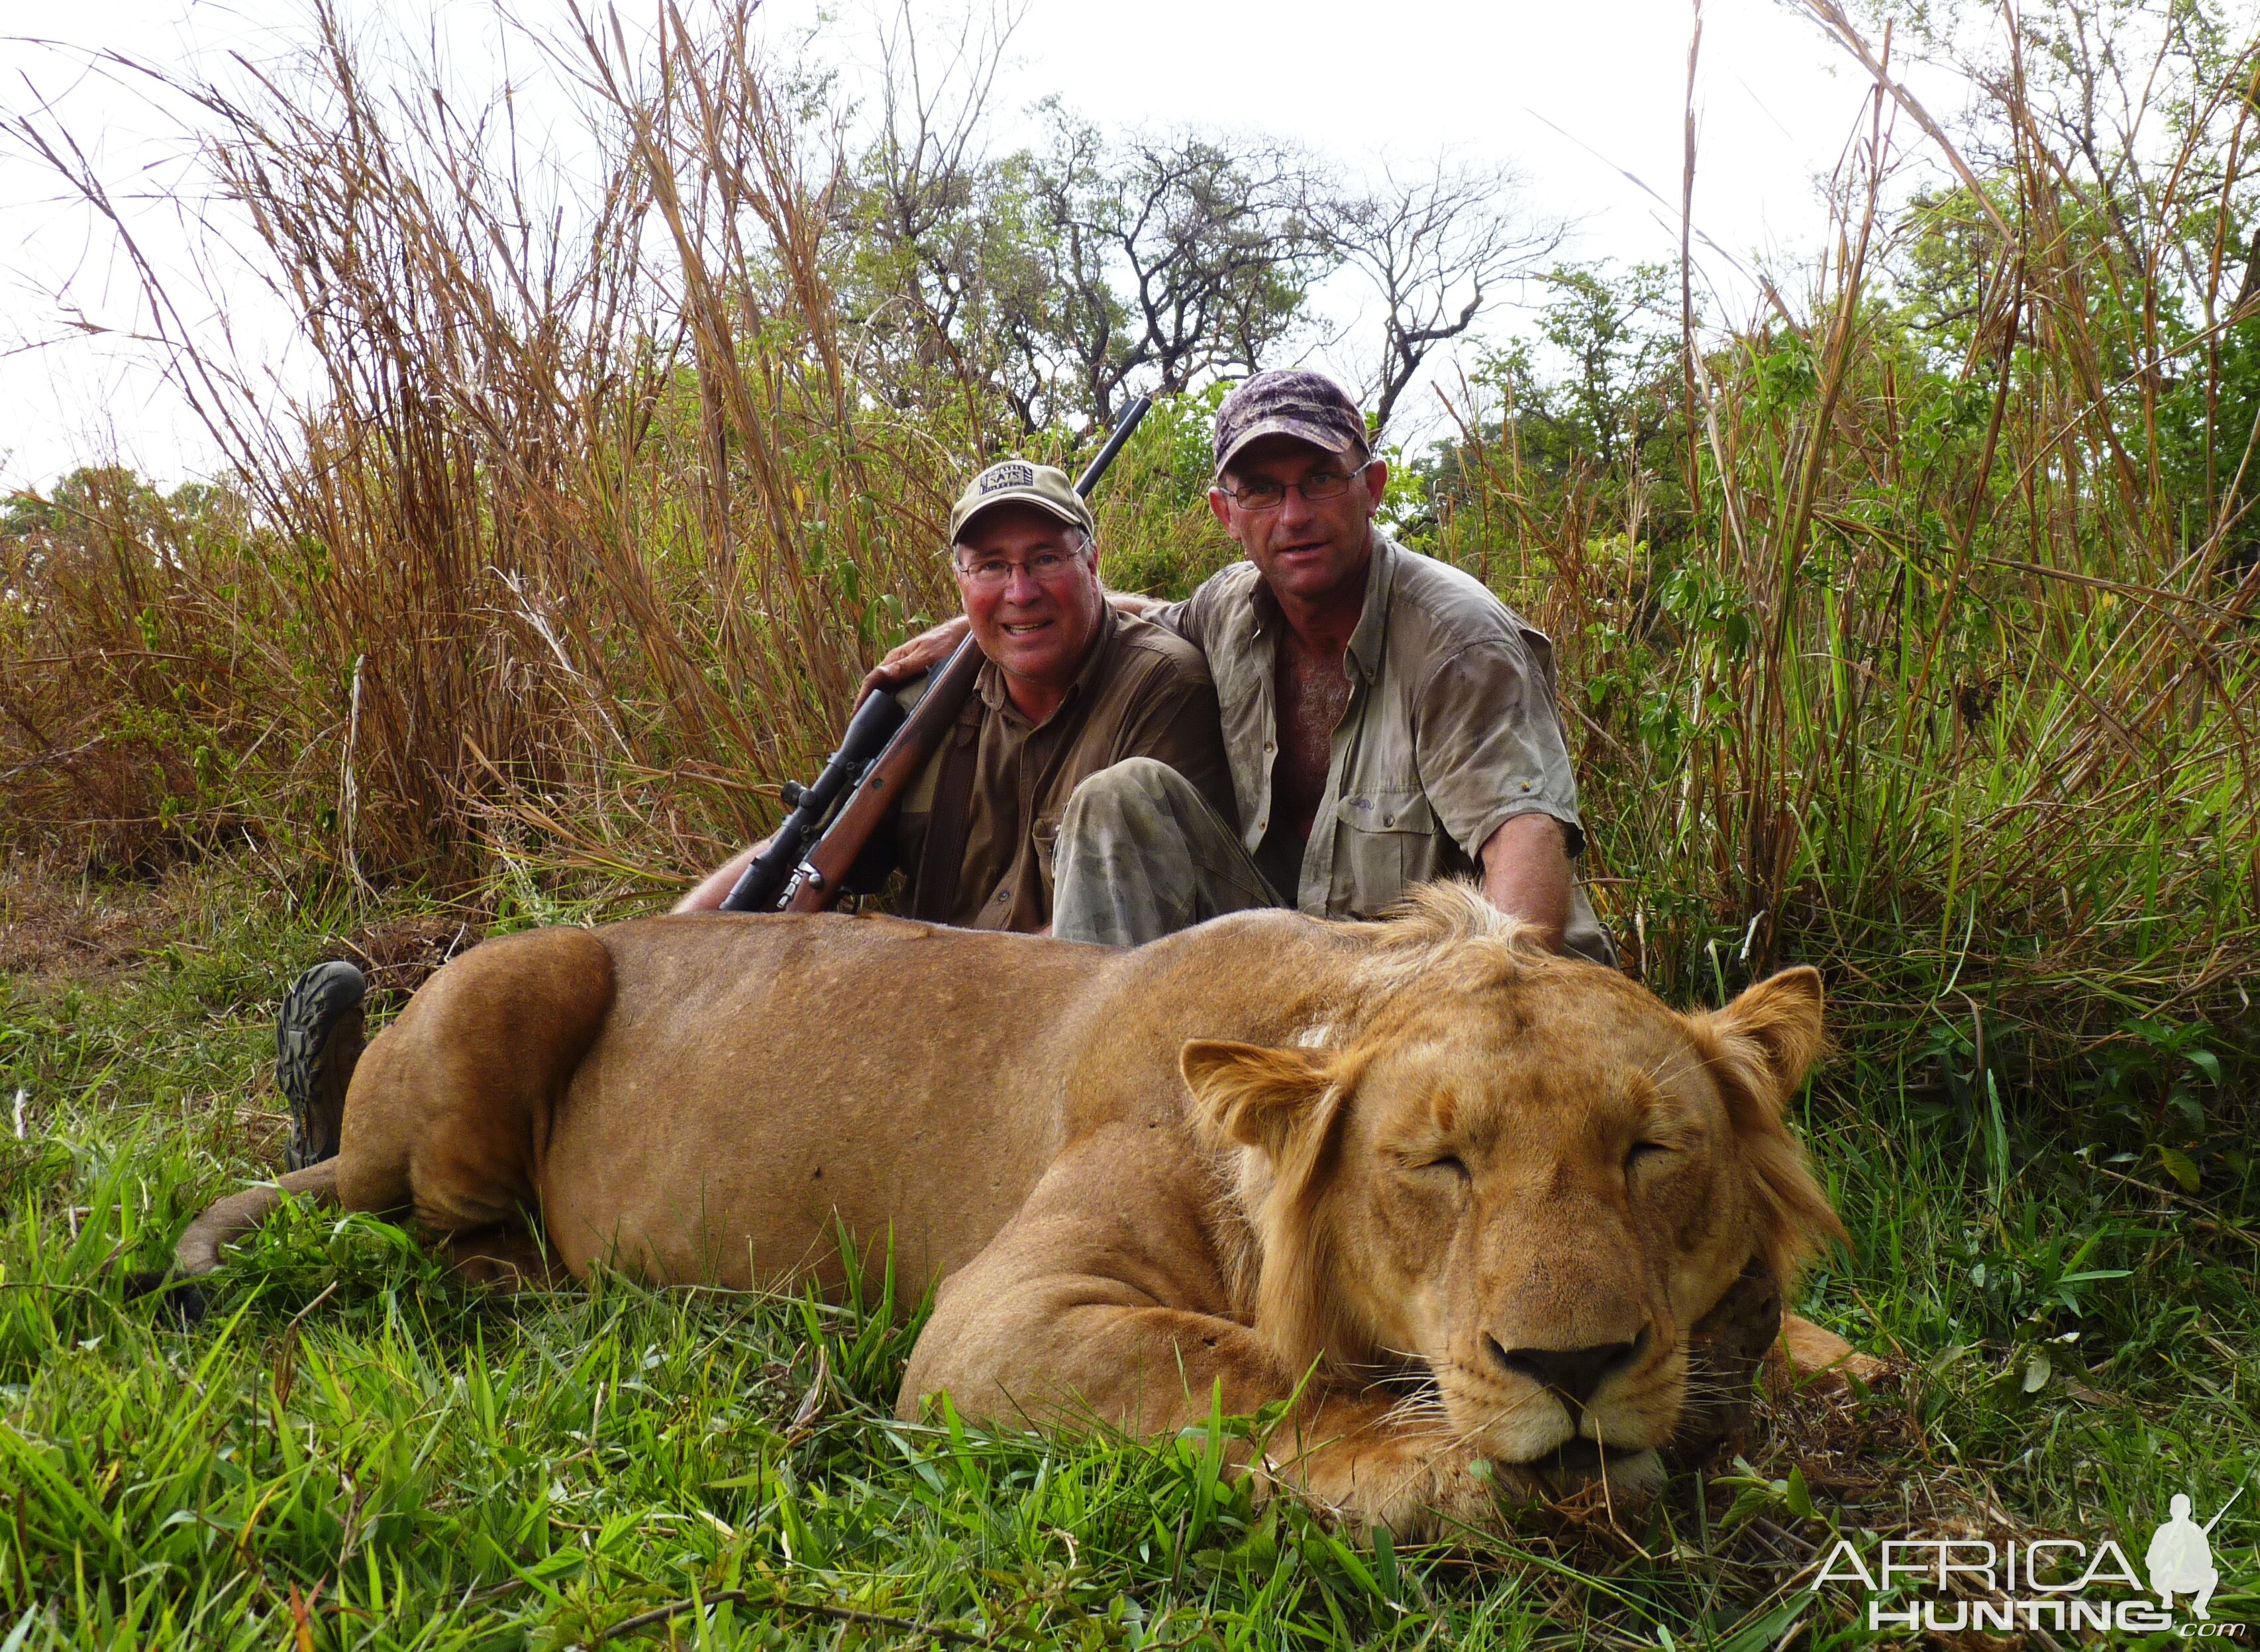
[952,503,1105,694]
[1207,434,1387,608]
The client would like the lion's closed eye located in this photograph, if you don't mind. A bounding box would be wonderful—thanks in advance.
[1394,1149,1470,1182]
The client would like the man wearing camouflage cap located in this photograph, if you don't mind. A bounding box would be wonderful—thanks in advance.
[270,460,1228,1174]
[876,368,1614,962]
[677,458,1233,933]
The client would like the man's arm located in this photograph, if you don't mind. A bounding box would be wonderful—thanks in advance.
[1412,635,1590,955]
[673,837,771,914]
[1478,813,1572,952]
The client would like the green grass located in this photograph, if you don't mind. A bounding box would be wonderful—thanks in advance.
[1,858,2255,1647]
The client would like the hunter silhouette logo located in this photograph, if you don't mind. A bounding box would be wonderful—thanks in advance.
[1814,1482,2249,1636]
[2149,1487,2239,1620]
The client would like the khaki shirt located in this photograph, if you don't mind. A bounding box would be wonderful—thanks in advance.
[892,606,1233,931]
[1155,530,1614,963]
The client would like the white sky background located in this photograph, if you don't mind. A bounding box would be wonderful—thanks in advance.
[0,0,1971,494]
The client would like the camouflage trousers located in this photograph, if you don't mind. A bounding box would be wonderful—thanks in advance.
[1051,758,1280,948]
[1052,756,1620,965]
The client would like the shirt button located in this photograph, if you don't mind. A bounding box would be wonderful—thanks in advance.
[1383,814,1394,826]
[1521,780,1532,792]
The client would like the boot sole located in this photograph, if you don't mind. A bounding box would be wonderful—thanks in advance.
[278,960,366,1171]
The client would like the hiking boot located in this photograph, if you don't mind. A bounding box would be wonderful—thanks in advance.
[278,960,366,1170]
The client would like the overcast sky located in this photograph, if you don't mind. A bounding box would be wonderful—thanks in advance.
[0,0,1967,493]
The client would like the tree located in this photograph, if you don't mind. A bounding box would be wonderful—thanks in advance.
[1525,262,1681,474]
[1002,107,1324,429]
[834,2,1035,437]
[1317,156,1566,436]
[844,75,1325,435]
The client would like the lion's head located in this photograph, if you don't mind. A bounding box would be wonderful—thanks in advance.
[1181,884,1845,1481]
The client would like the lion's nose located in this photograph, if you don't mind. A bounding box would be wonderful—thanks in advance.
[1487,1335,1642,1409]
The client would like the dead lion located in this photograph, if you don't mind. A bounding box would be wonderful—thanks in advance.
[176,884,1849,1533]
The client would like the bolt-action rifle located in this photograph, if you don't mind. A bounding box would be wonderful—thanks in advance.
[718,395,1154,915]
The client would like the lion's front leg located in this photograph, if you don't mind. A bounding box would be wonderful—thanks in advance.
[896,1127,1301,1437]
[1257,1396,1508,1537]
[898,1127,1510,1536]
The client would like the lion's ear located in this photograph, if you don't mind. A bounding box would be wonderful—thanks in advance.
[1704,966,1825,1117]
[1697,968,1848,1280]
[1180,1040,1333,1161]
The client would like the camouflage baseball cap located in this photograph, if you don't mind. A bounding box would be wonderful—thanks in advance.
[948,460,1096,545]
[1212,369,1370,476]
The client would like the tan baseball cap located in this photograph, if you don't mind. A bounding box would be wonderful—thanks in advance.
[949,460,1096,545]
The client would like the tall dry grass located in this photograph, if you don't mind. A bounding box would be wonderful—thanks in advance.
[7,2,970,890]
[1434,0,2260,1068]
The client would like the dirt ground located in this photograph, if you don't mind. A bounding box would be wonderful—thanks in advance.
[0,853,170,992]
[0,851,485,1007]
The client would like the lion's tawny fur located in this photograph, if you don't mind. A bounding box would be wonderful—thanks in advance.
[179,881,1843,1534]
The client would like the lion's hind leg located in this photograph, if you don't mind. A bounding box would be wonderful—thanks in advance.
[332,927,615,1283]
[441,1221,570,1290]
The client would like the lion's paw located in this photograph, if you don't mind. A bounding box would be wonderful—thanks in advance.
[1274,1440,1667,1537]
[1767,1314,1890,1392]
[1278,1436,1501,1539]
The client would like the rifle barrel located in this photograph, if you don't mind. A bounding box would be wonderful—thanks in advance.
[1074,394,1152,497]
[2200,1483,2245,1533]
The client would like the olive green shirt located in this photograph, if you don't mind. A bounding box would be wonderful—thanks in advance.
[891,606,1233,932]
[1153,530,1614,964]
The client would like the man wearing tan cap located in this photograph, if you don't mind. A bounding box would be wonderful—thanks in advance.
[268,462,1228,1174]
[876,369,1614,963]
[674,461,1233,933]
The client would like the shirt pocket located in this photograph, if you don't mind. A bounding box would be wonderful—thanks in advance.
[1031,813,1063,892]
[1333,787,1441,914]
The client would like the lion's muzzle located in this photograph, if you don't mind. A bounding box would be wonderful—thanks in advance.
[1486,1329,1645,1412]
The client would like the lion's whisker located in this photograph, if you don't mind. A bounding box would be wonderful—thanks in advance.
[1641,1044,1702,1094]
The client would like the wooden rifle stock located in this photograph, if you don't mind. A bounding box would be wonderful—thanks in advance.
[723,393,1153,916]
[772,638,982,912]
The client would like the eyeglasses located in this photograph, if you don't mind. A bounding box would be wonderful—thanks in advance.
[1217,460,1374,512]
[953,548,1085,588]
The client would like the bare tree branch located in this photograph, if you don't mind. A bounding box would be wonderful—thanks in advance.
[1315,155,1566,436]
[1014,112,1323,427]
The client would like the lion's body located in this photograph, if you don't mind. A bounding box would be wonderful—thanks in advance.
[325,909,1355,1291]
[179,890,1846,1533]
